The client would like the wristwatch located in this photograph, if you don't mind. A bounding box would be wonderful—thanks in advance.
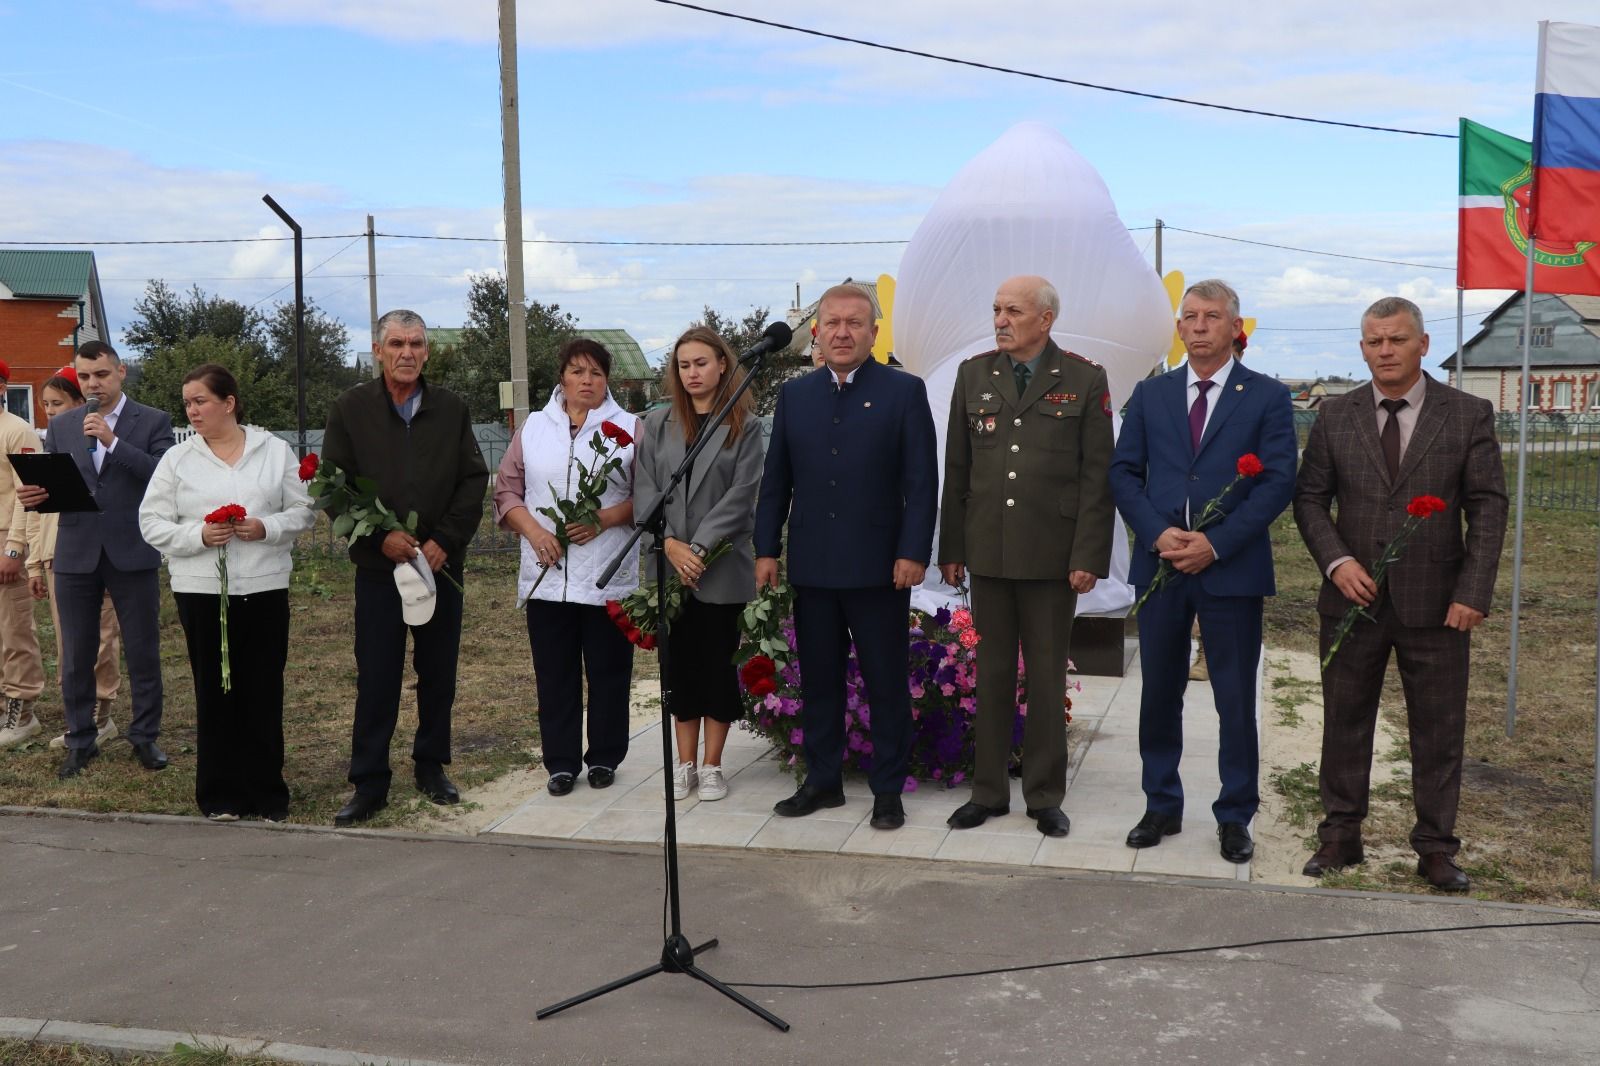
[689,543,708,559]
[4,549,20,560]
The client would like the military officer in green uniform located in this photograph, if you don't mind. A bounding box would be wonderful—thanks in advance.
[938,275,1116,837]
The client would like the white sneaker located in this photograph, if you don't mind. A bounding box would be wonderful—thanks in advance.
[698,764,728,801]
[207,812,240,822]
[672,761,698,800]
[48,713,117,750]
[0,698,40,749]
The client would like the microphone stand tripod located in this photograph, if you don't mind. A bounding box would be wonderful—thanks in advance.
[536,350,789,1032]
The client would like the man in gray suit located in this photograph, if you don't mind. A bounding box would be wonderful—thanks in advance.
[1293,296,1508,892]
[19,340,175,779]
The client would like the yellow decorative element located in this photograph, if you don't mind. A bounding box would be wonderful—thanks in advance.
[1162,268,1256,367]
[1163,270,1186,368]
[873,273,896,364]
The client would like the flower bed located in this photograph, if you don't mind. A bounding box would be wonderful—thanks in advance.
[737,591,1075,790]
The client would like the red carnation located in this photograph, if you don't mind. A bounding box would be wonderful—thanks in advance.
[600,421,633,448]
[1236,453,1264,478]
[204,503,247,524]
[1407,495,1447,519]
[637,631,657,651]
[1235,330,1249,353]
[298,452,320,481]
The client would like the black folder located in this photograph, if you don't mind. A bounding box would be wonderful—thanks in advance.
[9,452,100,513]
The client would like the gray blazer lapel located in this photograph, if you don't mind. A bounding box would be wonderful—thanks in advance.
[686,424,730,511]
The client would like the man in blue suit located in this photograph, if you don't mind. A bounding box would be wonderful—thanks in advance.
[1109,280,1296,863]
[19,340,175,779]
[755,283,938,831]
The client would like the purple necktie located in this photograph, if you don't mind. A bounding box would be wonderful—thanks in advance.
[1189,380,1214,452]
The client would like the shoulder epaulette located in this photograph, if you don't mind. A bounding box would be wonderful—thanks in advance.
[1061,349,1102,368]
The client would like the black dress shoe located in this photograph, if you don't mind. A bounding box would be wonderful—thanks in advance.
[1027,806,1071,837]
[547,772,576,796]
[587,766,615,789]
[773,782,846,818]
[947,801,1009,830]
[1302,841,1364,877]
[1125,810,1182,848]
[1218,822,1254,863]
[1417,852,1470,892]
[333,792,387,827]
[415,767,460,805]
[130,741,168,770]
[58,745,99,780]
[869,794,905,830]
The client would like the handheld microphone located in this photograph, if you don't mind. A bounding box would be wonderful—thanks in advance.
[737,322,794,366]
[85,395,101,453]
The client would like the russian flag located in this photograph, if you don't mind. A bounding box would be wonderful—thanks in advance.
[1533,20,1600,244]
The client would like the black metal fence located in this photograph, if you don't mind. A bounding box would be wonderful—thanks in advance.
[1291,409,1600,512]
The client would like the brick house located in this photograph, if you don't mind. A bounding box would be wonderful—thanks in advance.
[1441,292,1600,413]
[0,250,109,428]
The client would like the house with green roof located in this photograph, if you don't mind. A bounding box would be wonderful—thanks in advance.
[0,249,109,426]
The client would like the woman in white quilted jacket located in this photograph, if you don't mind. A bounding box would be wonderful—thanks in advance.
[494,339,639,797]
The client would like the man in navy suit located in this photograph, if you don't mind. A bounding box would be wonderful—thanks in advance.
[1109,280,1296,863]
[18,340,175,779]
[755,283,938,830]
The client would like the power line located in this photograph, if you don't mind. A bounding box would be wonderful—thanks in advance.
[652,0,1456,140]
[1165,226,1455,271]
[376,232,910,247]
[1,234,364,246]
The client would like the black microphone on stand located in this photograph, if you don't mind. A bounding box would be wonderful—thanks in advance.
[84,395,101,453]
[737,321,793,365]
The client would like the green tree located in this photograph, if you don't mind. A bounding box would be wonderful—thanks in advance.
[429,273,581,421]
[133,335,289,428]
[263,298,362,429]
[693,305,804,415]
[123,280,268,360]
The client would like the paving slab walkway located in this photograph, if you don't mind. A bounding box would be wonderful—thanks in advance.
[485,641,1251,882]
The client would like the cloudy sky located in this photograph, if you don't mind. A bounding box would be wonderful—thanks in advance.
[5,1,1594,379]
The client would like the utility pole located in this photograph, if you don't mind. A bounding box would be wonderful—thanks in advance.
[1154,218,1164,276]
[366,214,379,377]
[499,0,529,425]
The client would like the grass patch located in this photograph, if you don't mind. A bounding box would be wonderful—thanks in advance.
[0,1041,297,1065]
[0,526,545,830]
[1267,498,1600,909]
[1268,669,1317,728]
[1269,761,1321,829]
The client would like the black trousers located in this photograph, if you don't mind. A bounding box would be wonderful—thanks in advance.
[175,589,291,818]
[348,565,463,797]
[526,599,633,777]
[58,554,162,748]
[792,584,911,796]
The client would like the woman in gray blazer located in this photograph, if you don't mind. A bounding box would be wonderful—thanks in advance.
[634,327,764,802]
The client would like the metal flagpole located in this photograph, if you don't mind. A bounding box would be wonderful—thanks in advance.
[1593,534,1600,880]
[1505,232,1536,737]
[1454,289,1464,387]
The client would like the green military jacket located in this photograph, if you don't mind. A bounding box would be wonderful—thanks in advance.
[938,341,1116,580]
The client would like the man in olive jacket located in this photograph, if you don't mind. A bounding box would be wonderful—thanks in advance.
[323,309,489,826]
[939,276,1115,838]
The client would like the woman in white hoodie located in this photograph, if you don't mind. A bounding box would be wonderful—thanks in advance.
[494,339,639,796]
[139,364,315,821]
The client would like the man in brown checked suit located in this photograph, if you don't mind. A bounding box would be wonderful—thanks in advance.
[1293,296,1508,892]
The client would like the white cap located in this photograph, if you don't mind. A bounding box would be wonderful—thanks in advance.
[394,554,437,626]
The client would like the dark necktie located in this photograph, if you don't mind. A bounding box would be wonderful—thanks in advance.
[1189,380,1214,452]
[1013,361,1031,398]
[1380,398,1408,480]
